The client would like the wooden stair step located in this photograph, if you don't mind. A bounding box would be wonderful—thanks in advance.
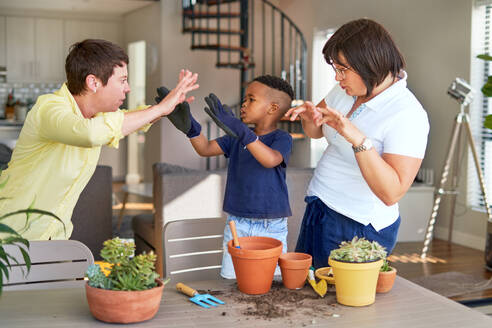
[216,62,255,69]
[183,27,244,35]
[183,10,240,18]
[191,44,247,52]
[196,0,239,5]
[290,133,305,140]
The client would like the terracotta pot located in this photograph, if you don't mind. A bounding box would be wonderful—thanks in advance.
[376,266,397,293]
[278,252,312,289]
[228,236,283,295]
[85,279,164,323]
[328,258,383,307]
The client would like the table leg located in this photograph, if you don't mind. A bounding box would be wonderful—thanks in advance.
[116,191,129,231]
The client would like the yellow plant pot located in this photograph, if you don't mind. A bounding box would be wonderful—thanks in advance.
[328,258,383,307]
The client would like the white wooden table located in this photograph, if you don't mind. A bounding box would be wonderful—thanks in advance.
[1,277,491,327]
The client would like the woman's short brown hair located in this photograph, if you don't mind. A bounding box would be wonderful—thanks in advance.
[65,39,129,95]
[323,18,405,97]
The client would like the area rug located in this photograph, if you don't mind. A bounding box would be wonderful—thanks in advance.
[410,271,492,298]
[111,215,134,240]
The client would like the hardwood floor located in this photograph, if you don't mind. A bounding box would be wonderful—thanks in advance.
[391,239,492,301]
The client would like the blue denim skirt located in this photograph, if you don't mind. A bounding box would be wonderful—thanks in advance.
[295,196,401,269]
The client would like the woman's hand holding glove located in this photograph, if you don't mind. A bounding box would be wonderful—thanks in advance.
[155,86,201,138]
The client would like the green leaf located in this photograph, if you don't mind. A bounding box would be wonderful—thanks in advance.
[0,222,22,236]
[478,54,492,61]
[482,79,492,97]
[19,247,31,274]
[0,175,9,190]
[485,114,492,130]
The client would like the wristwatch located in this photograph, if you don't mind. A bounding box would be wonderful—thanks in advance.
[352,137,373,153]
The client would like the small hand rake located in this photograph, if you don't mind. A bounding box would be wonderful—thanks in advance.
[176,283,225,309]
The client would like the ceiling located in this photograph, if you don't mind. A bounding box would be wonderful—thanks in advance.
[0,0,158,15]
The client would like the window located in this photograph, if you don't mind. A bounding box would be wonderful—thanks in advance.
[469,2,492,210]
[310,28,336,167]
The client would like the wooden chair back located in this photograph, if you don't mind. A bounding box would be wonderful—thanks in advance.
[163,217,226,283]
[3,240,94,290]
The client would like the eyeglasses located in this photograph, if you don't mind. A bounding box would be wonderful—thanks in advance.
[330,63,351,79]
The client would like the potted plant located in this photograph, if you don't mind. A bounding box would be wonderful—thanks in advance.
[0,174,63,295]
[376,259,397,293]
[328,236,387,306]
[85,237,167,324]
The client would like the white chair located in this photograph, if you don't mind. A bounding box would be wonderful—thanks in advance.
[3,240,94,290]
[163,217,226,283]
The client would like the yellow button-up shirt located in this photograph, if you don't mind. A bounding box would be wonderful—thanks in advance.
[0,83,147,240]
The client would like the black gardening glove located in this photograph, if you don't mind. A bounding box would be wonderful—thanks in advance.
[204,93,257,146]
[155,87,201,138]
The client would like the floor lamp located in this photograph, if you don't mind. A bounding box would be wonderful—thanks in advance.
[421,78,492,261]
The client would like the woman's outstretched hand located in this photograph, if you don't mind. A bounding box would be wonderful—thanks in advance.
[284,101,322,122]
[157,69,199,116]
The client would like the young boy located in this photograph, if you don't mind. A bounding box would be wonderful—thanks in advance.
[156,75,294,278]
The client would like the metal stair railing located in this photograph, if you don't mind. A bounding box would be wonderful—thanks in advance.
[182,0,307,105]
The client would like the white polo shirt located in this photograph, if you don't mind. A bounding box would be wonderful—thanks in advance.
[307,71,430,231]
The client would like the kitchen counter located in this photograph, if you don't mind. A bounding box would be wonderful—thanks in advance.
[0,120,23,148]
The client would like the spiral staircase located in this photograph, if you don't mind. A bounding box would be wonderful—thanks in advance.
[181,0,307,143]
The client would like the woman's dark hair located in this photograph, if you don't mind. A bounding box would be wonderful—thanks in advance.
[65,39,129,95]
[252,75,294,101]
[323,18,405,97]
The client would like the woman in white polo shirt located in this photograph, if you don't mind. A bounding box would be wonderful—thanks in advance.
[285,18,429,268]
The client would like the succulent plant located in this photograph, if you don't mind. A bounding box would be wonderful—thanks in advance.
[85,237,160,291]
[329,236,387,263]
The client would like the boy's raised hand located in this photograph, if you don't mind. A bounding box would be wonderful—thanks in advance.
[204,93,257,146]
[155,87,201,138]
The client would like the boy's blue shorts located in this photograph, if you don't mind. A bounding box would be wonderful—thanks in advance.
[221,215,288,279]
[295,196,400,269]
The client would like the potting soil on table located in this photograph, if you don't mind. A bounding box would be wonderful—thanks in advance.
[198,280,339,324]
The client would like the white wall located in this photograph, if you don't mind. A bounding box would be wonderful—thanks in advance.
[277,0,487,249]
[123,0,487,249]
[123,3,162,182]
[158,0,239,171]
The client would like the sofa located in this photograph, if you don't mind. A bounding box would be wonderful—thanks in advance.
[132,162,314,277]
[70,165,113,260]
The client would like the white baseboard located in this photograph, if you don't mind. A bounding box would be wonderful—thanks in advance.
[434,226,486,251]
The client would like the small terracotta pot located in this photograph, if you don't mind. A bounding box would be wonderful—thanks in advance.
[228,236,283,295]
[279,252,312,289]
[85,279,164,323]
[376,266,397,293]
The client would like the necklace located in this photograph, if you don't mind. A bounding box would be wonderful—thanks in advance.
[333,101,366,139]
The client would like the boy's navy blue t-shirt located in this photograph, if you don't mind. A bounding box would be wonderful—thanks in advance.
[216,128,293,219]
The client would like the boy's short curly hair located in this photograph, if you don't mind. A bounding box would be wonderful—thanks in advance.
[252,75,294,101]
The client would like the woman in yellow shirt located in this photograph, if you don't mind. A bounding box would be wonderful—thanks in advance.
[0,39,199,240]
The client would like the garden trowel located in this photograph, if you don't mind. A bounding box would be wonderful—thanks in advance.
[176,282,225,309]
[307,267,327,298]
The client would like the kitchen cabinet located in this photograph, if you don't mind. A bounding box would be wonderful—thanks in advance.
[6,17,64,83]
[0,16,5,67]
[35,18,65,82]
[6,17,34,82]
[64,20,123,59]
